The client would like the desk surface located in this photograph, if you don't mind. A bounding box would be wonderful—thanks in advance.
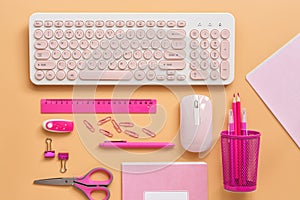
[1,0,300,199]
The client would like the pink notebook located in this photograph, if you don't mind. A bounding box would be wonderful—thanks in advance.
[247,34,300,148]
[122,162,207,200]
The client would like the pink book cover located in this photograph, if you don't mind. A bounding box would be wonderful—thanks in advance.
[122,162,208,200]
[247,34,300,148]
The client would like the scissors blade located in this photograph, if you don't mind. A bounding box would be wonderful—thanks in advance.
[34,178,75,186]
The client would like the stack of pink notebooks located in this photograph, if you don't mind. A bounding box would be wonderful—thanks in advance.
[122,162,208,200]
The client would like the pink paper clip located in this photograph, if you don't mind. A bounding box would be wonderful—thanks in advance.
[97,116,112,126]
[119,122,134,127]
[142,128,156,137]
[99,129,114,137]
[111,119,122,133]
[83,120,95,133]
[124,130,139,138]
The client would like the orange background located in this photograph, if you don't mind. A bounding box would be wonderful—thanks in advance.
[1,0,300,199]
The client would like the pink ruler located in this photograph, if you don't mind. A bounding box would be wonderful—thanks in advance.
[41,99,156,114]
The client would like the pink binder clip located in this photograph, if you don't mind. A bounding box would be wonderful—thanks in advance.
[83,120,95,133]
[58,153,69,173]
[44,138,55,158]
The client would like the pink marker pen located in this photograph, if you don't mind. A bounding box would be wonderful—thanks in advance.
[241,108,247,185]
[228,109,235,186]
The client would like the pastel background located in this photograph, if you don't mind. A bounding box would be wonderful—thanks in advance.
[1,0,300,199]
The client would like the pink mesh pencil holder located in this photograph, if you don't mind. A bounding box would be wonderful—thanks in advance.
[220,130,261,192]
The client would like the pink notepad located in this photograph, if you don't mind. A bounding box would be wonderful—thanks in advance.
[247,34,300,148]
[122,162,208,200]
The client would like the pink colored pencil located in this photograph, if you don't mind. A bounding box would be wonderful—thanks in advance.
[232,94,239,182]
[236,93,242,185]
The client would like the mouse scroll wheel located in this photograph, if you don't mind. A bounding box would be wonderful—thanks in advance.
[194,100,199,108]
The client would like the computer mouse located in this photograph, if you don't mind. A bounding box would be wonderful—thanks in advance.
[180,95,212,153]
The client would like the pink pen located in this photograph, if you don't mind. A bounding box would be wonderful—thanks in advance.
[228,109,235,186]
[232,94,239,182]
[236,93,242,185]
[99,141,175,149]
[241,108,247,185]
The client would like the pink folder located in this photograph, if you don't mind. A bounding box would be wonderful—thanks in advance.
[247,34,300,148]
[122,162,208,200]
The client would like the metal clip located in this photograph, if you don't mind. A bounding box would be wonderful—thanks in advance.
[58,153,69,173]
[44,138,55,158]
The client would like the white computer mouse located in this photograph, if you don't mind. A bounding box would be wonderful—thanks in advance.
[180,95,212,153]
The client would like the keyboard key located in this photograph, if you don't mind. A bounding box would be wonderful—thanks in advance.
[49,40,58,49]
[136,20,145,27]
[210,40,219,49]
[85,20,94,27]
[44,21,53,27]
[103,50,112,59]
[34,40,48,49]
[70,40,79,49]
[46,70,55,80]
[105,29,115,39]
[128,60,137,69]
[153,50,163,60]
[82,49,91,59]
[190,29,199,39]
[167,70,175,75]
[100,40,109,49]
[110,39,119,49]
[118,60,127,70]
[98,60,107,69]
[134,70,145,80]
[177,20,186,27]
[177,75,186,80]
[126,20,135,27]
[34,21,43,27]
[120,40,130,49]
[65,29,74,39]
[95,20,104,27]
[210,60,219,70]
[113,49,122,60]
[44,29,53,39]
[57,60,66,69]
[146,29,156,39]
[146,70,156,80]
[34,29,43,39]
[200,29,209,39]
[210,70,220,80]
[190,70,209,80]
[136,29,145,39]
[95,30,104,39]
[130,40,140,49]
[167,20,176,27]
[141,40,150,49]
[54,20,63,27]
[190,60,199,70]
[220,40,230,59]
[200,60,209,70]
[85,29,94,39]
[72,49,81,59]
[200,40,209,49]
[171,40,186,50]
[164,50,185,60]
[138,60,147,69]
[65,21,74,27]
[35,70,44,80]
[92,50,101,59]
[56,70,66,80]
[159,61,185,70]
[59,39,68,49]
[156,29,166,39]
[62,50,71,59]
[75,20,84,27]
[210,50,219,60]
[143,50,152,60]
[106,20,114,27]
[221,29,230,39]
[210,29,219,39]
[35,61,56,70]
[151,40,160,49]
[148,60,157,69]
[126,29,135,39]
[146,20,155,27]
[167,75,175,80]
[116,29,125,39]
[87,60,97,69]
[200,50,209,59]
[52,50,61,59]
[80,70,133,80]
[167,29,186,39]
[156,75,165,80]
[190,50,199,59]
[220,60,230,80]
[123,50,132,60]
[77,60,85,70]
[67,60,76,69]
[161,39,170,49]
[108,61,117,70]
[67,70,77,80]
[35,50,50,60]
[116,20,125,27]
[157,20,166,27]
[90,40,99,49]
[190,40,199,49]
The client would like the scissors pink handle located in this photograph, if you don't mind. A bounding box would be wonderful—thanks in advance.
[74,168,113,200]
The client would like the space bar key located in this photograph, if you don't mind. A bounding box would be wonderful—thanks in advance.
[79,70,133,80]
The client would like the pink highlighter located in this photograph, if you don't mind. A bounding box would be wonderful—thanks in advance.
[99,141,175,149]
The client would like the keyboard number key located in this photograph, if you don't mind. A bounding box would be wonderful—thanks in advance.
[220,60,230,80]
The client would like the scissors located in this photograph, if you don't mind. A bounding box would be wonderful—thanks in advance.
[34,168,113,200]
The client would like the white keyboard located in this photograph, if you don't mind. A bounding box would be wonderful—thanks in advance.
[29,13,235,85]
